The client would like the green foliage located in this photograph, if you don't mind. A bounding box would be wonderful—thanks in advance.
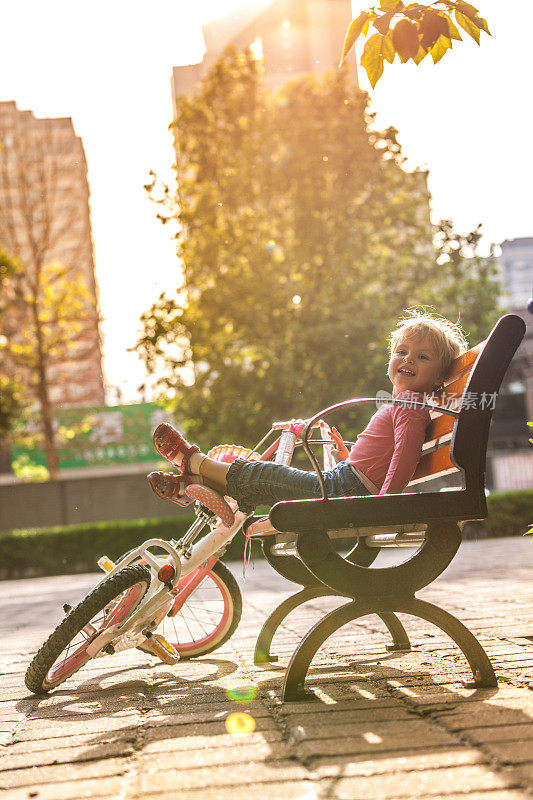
[0,259,96,478]
[136,49,500,450]
[2,261,92,376]
[0,376,27,439]
[0,248,18,288]
[11,454,49,482]
[464,490,533,539]
[341,2,491,87]
[0,514,259,579]
[0,250,28,438]
[417,220,502,344]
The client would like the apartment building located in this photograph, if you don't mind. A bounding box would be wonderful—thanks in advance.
[0,100,104,409]
[172,0,357,104]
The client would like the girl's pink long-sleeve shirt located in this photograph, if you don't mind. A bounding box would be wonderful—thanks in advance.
[346,390,430,495]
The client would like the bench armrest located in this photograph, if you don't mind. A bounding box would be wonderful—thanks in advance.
[300,397,460,501]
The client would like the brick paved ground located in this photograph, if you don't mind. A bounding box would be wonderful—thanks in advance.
[0,536,531,799]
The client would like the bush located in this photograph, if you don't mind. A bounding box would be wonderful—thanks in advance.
[463,489,533,539]
[0,512,265,579]
[0,516,191,579]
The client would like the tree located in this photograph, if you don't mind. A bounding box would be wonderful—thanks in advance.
[417,220,501,343]
[0,261,97,479]
[0,117,102,479]
[135,48,500,449]
[0,250,26,442]
[341,2,491,87]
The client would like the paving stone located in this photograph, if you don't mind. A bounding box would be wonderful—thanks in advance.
[310,747,485,778]
[0,738,134,771]
[138,760,309,792]
[1,776,125,799]
[481,741,533,765]
[413,793,532,800]
[463,724,533,744]
[297,721,456,758]
[138,740,293,770]
[138,780,318,800]
[142,729,285,754]
[0,756,130,789]
[332,764,521,798]
[10,715,141,742]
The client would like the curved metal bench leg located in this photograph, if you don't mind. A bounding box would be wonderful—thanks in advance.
[282,598,497,701]
[380,612,411,651]
[254,587,335,664]
[396,597,497,689]
[283,600,370,700]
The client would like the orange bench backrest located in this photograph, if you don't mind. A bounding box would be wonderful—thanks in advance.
[409,341,484,485]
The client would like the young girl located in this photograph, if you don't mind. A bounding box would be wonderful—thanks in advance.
[147,312,468,513]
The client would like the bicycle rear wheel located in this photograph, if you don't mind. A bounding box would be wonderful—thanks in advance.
[25,565,151,694]
[155,560,242,658]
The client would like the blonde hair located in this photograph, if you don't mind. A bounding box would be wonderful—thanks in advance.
[389,309,469,383]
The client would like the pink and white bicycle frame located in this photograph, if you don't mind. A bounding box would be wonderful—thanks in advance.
[89,417,338,660]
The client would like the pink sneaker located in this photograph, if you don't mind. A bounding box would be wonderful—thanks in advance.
[152,423,200,472]
[147,471,193,508]
[185,485,235,528]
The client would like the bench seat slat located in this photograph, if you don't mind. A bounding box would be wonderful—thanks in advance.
[410,444,457,483]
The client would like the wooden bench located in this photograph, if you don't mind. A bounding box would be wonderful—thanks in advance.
[245,314,526,701]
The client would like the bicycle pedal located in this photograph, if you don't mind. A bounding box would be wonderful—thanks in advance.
[138,633,180,664]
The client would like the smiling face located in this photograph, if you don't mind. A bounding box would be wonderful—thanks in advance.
[388,334,445,396]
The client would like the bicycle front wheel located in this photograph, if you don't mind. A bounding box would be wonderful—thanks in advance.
[25,565,151,694]
[155,560,242,658]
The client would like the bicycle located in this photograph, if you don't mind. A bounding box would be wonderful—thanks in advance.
[25,417,339,694]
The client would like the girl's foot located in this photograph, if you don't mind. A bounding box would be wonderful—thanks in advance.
[184,485,235,528]
[147,471,195,507]
[152,423,200,472]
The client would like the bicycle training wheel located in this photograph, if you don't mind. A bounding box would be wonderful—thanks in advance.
[154,560,242,658]
[25,565,151,694]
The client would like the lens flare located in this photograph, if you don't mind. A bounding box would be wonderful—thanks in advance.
[226,684,258,703]
[225,712,256,735]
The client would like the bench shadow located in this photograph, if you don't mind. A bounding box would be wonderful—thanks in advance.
[12,642,532,794]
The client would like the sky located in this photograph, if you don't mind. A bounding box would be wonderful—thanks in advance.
[1,0,532,403]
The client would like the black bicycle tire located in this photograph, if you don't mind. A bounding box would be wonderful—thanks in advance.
[25,565,151,695]
[177,560,242,659]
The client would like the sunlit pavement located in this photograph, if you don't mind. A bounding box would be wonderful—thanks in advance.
[0,537,532,799]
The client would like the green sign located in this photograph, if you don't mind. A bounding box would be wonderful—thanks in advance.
[12,403,171,470]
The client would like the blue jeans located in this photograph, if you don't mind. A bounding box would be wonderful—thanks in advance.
[225,458,370,514]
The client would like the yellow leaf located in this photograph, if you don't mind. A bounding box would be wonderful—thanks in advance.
[413,45,427,65]
[392,17,420,62]
[455,11,480,44]
[340,12,371,65]
[430,34,452,64]
[477,16,491,35]
[361,34,386,88]
[438,11,462,41]
[380,0,403,9]
[454,2,480,21]
[383,32,396,64]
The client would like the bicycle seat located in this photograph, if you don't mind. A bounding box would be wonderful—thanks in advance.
[185,484,235,528]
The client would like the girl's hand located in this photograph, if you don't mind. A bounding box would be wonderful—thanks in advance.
[330,426,349,462]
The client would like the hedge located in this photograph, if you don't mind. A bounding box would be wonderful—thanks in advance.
[463,489,533,539]
[0,490,531,579]
[0,514,264,580]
